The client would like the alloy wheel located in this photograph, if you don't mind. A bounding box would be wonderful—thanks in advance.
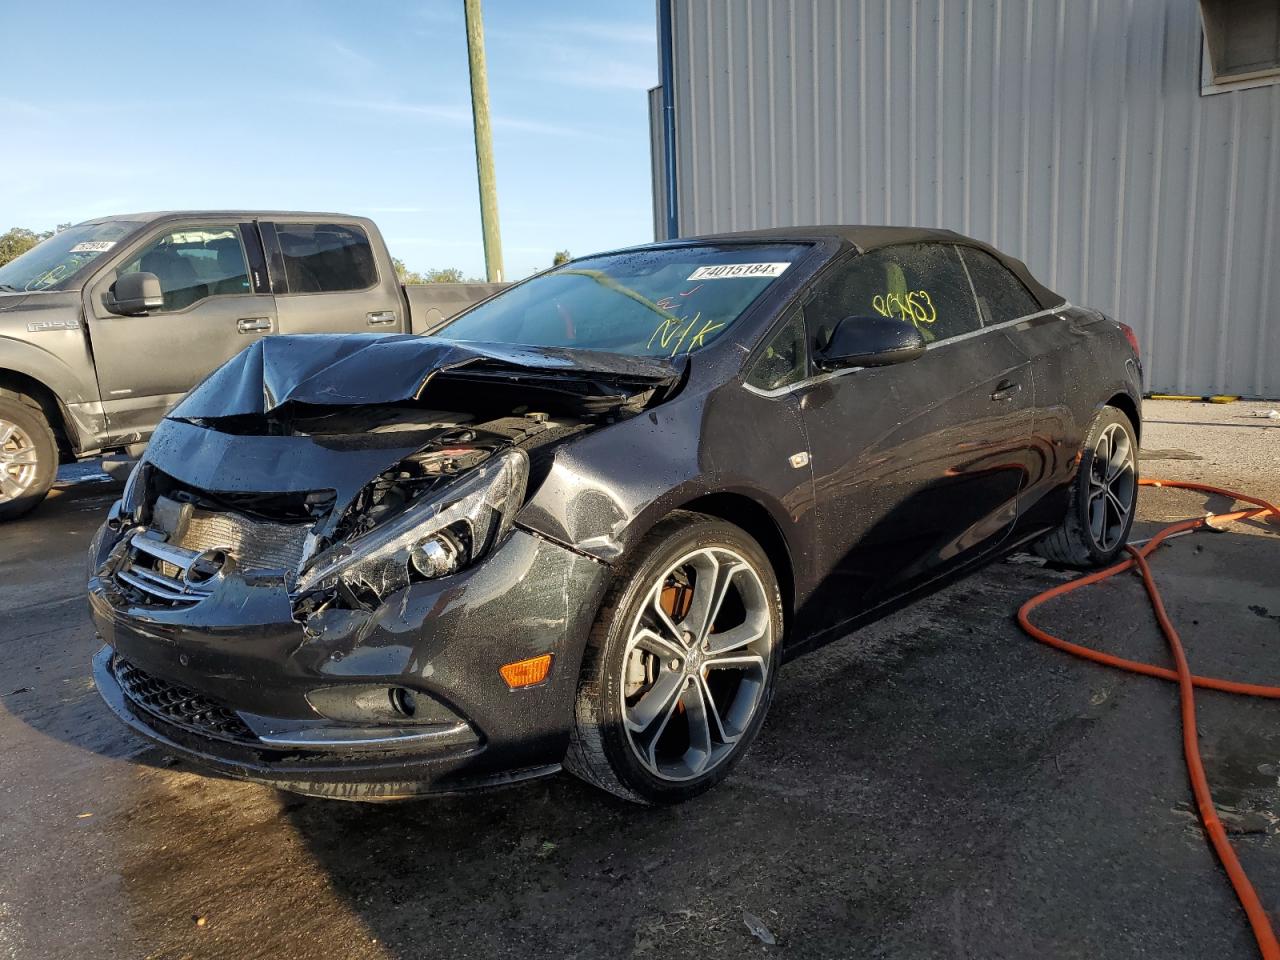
[0,419,40,504]
[620,546,774,782]
[1087,421,1136,552]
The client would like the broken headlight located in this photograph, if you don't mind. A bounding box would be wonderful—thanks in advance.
[295,448,529,600]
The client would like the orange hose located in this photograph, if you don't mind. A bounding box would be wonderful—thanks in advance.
[1018,477,1280,959]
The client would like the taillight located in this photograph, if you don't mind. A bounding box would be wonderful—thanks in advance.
[1118,321,1140,358]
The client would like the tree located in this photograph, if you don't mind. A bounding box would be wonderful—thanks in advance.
[392,259,474,284]
[423,267,466,283]
[552,249,571,266]
[0,227,53,268]
[392,257,425,285]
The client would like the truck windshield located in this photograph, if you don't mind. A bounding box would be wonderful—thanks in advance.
[0,221,142,292]
[437,243,808,358]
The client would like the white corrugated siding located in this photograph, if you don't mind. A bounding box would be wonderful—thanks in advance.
[660,0,1280,397]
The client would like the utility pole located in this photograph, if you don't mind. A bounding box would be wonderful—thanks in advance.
[463,0,503,282]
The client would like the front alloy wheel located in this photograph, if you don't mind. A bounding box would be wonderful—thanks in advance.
[566,512,783,804]
[621,546,773,782]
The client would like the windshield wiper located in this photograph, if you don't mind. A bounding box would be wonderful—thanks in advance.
[0,284,19,292]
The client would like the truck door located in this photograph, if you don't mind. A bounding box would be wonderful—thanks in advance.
[83,220,276,443]
[262,221,404,335]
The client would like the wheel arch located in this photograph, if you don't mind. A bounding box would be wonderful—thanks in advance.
[673,491,796,641]
[1105,391,1141,443]
[0,368,75,461]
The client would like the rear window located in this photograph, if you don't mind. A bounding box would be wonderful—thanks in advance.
[274,223,378,293]
[438,243,807,358]
[957,248,1041,325]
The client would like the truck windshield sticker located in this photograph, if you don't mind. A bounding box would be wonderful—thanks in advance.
[687,262,791,281]
[69,241,116,254]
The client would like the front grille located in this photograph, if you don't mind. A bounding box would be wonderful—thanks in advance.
[176,508,310,575]
[114,657,257,743]
[112,505,312,606]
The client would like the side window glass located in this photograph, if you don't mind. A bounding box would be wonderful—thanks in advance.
[746,309,807,391]
[117,225,249,313]
[273,223,377,293]
[804,244,981,347]
[957,247,1040,325]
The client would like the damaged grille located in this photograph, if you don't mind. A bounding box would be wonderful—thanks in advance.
[113,505,312,606]
[177,508,310,574]
[114,657,257,743]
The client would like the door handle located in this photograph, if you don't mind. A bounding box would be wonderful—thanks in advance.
[990,379,1021,401]
[237,317,272,333]
[367,311,398,326]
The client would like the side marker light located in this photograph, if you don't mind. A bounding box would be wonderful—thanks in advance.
[500,654,553,689]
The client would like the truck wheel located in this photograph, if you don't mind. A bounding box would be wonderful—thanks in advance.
[1033,405,1138,568]
[0,389,58,521]
[565,511,784,804]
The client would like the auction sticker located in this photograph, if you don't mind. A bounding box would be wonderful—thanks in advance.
[70,241,116,253]
[687,262,791,280]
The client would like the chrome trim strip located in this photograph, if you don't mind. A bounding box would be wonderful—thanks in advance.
[130,532,201,569]
[742,303,1073,399]
[256,722,474,752]
[116,569,201,603]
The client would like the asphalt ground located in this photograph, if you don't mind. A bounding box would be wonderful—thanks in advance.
[1,400,1277,959]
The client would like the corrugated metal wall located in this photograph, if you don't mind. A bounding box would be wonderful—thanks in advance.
[658,0,1280,397]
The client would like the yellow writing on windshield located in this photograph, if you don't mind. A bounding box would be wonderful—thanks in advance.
[646,311,726,356]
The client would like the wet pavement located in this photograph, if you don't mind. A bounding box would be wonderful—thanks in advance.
[1,426,1278,959]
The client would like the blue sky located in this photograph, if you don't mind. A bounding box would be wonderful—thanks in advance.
[0,1,658,280]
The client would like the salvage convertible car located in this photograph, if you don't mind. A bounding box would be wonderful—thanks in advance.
[89,227,1142,804]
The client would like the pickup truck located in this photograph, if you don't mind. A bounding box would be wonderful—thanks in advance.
[0,211,505,519]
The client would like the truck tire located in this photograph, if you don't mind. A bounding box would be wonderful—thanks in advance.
[1032,405,1139,568]
[0,389,58,521]
[565,511,784,804]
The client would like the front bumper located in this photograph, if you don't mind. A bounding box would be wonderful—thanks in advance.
[89,527,611,800]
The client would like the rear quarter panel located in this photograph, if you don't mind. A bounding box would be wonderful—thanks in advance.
[1009,305,1143,530]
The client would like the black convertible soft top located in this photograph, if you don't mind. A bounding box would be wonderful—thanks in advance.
[689,224,1064,311]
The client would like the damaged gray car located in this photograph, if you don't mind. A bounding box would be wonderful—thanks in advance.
[89,228,1142,803]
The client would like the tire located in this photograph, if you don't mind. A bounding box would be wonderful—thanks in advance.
[0,389,57,522]
[1033,405,1139,568]
[565,511,784,804]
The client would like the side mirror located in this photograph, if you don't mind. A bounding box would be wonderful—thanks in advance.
[107,272,163,316]
[815,315,927,370]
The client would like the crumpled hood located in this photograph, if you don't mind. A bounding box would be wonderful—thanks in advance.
[168,333,684,419]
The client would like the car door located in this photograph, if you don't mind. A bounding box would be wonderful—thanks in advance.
[955,246,1067,527]
[794,243,1035,635]
[263,220,403,335]
[83,220,276,444]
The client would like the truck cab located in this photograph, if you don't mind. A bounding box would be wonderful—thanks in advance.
[0,211,504,520]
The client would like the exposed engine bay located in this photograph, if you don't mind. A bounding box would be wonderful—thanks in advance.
[93,334,685,623]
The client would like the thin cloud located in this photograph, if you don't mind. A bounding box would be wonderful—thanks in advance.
[558,20,654,46]
[0,98,51,119]
[310,97,616,141]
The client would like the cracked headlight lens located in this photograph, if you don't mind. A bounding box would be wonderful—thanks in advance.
[295,448,529,599]
[119,461,150,518]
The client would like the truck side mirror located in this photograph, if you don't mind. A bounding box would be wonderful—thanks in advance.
[108,272,163,316]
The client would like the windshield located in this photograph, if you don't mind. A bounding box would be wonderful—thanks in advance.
[437,243,808,358]
[0,220,142,292]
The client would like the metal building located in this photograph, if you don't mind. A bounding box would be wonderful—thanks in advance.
[650,0,1280,397]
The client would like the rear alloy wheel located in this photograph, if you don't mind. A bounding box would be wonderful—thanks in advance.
[0,390,57,522]
[566,512,783,804]
[1033,405,1138,567]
